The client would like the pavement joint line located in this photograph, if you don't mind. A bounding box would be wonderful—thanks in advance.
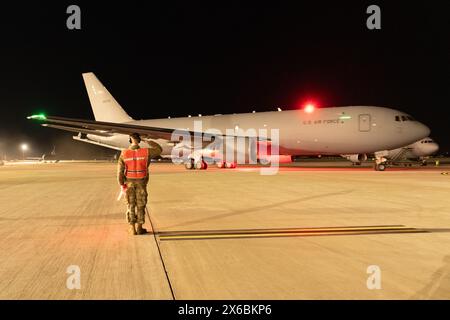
[146,207,176,300]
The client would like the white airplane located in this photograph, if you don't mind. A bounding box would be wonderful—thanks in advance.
[25,146,59,163]
[27,72,431,171]
[343,137,439,166]
[387,137,439,166]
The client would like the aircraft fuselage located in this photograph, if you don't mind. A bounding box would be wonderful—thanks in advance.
[86,106,430,156]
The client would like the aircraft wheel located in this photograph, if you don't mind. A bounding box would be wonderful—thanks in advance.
[194,161,203,170]
[216,161,225,168]
[185,160,194,170]
[376,163,386,171]
[194,160,208,170]
[225,162,236,169]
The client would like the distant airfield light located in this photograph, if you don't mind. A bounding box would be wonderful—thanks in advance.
[304,103,315,114]
[20,143,28,160]
[277,107,282,112]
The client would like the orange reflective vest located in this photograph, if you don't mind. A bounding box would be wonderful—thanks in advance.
[122,148,149,179]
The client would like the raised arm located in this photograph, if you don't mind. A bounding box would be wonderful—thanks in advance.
[147,140,163,160]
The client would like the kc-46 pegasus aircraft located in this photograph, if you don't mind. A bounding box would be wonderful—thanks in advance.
[28,73,431,171]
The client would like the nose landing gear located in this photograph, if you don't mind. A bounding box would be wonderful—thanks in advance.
[374,163,386,171]
[374,151,388,171]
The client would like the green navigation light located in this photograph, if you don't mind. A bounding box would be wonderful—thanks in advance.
[27,114,47,120]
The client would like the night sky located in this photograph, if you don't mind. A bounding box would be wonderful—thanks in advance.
[0,2,449,159]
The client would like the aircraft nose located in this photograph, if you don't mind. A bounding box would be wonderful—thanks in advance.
[417,122,430,139]
[429,143,439,155]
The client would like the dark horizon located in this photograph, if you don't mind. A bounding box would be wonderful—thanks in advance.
[1,2,449,159]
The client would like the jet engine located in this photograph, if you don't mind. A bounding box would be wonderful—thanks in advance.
[342,154,367,163]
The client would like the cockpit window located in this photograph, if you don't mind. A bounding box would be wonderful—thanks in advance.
[396,115,416,122]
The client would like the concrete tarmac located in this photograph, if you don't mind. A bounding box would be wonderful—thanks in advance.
[1,162,450,299]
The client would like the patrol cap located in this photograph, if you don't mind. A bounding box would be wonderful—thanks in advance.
[129,132,141,142]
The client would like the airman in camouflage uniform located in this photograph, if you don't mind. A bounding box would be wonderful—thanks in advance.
[118,133,162,235]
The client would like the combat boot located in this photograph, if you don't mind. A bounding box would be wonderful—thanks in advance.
[136,224,148,235]
[128,223,137,235]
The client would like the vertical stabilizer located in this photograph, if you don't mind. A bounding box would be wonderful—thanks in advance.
[82,72,133,123]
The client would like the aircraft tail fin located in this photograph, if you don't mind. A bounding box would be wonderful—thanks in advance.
[82,72,133,123]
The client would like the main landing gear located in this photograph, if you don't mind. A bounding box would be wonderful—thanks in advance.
[216,161,237,169]
[184,156,237,170]
[184,158,208,170]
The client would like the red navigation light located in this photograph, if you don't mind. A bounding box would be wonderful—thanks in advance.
[304,103,315,113]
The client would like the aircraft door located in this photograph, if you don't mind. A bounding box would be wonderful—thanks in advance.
[359,114,371,132]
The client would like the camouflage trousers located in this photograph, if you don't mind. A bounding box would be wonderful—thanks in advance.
[125,181,148,224]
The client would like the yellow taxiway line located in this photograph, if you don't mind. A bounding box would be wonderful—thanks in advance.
[158,225,427,241]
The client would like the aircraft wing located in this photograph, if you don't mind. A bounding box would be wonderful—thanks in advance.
[42,124,113,137]
[27,115,270,142]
